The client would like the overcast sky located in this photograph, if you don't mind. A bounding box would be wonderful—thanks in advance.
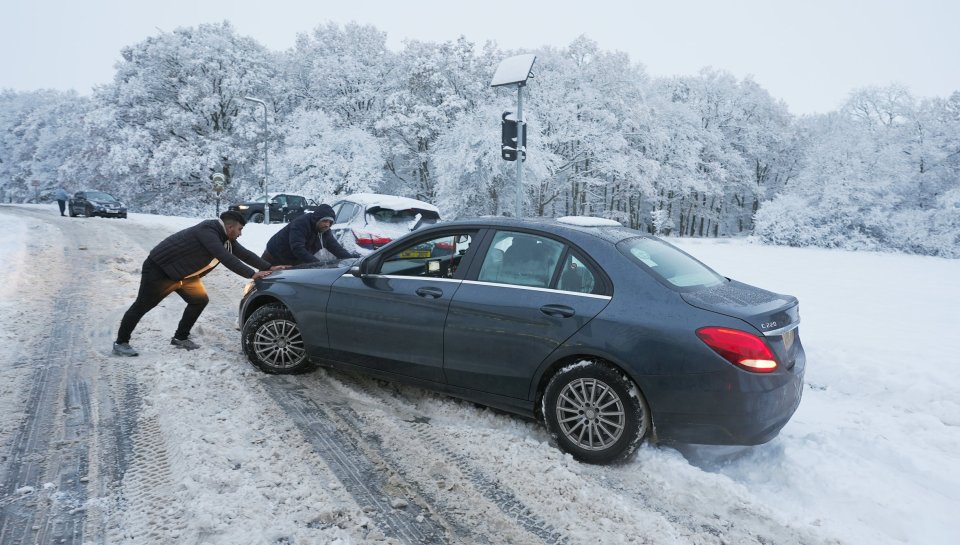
[2,0,958,116]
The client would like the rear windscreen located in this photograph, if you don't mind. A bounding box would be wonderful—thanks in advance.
[616,237,725,289]
[369,208,439,224]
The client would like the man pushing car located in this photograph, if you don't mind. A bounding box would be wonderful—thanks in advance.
[112,210,287,356]
[261,203,360,266]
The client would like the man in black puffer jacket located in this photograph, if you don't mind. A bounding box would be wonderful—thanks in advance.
[262,203,359,266]
[112,211,286,357]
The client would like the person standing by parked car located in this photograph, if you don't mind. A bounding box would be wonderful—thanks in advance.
[55,187,69,216]
[112,211,286,357]
[261,204,360,266]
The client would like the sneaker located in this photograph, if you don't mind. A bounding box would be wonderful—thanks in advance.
[113,342,139,357]
[170,337,200,350]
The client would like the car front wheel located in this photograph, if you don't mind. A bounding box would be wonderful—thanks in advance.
[241,303,312,374]
[542,361,650,464]
[249,212,264,223]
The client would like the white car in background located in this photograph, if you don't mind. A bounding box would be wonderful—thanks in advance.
[329,193,441,254]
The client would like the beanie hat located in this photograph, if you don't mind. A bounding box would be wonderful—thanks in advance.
[314,204,337,224]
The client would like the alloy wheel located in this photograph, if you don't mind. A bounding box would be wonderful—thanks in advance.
[252,319,306,369]
[554,377,626,451]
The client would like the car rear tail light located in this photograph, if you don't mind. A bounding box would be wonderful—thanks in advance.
[695,327,778,373]
[353,230,392,249]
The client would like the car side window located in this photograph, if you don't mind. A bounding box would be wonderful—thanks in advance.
[557,251,600,294]
[477,231,563,288]
[380,232,474,278]
[337,202,360,223]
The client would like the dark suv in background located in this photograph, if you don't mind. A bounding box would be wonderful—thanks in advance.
[228,193,320,223]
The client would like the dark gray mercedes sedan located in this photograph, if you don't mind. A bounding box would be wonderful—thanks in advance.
[239,216,804,464]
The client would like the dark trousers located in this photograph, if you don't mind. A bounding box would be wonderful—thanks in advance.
[116,258,209,344]
[57,200,66,215]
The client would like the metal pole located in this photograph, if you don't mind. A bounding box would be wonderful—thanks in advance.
[515,85,524,218]
[244,96,270,224]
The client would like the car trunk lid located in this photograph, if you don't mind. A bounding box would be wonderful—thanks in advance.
[681,280,800,336]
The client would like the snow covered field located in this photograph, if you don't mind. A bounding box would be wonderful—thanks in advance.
[0,204,958,545]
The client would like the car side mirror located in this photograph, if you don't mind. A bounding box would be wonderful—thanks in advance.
[350,258,368,277]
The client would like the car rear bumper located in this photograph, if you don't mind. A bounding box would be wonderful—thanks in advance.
[645,354,805,445]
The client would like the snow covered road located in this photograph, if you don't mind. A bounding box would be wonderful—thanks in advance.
[1,205,957,545]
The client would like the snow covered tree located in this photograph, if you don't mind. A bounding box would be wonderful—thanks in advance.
[283,22,394,131]
[755,85,960,256]
[90,22,280,214]
[276,106,382,201]
[1,22,954,257]
[527,36,656,220]
[0,90,91,202]
[649,69,794,236]
[377,37,496,201]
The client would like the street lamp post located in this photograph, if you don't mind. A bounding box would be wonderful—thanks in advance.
[244,96,270,224]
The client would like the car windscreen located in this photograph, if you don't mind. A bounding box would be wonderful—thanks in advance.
[616,237,725,289]
[86,191,117,202]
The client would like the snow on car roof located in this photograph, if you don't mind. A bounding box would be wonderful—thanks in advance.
[338,193,439,213]
[556,216,622,227]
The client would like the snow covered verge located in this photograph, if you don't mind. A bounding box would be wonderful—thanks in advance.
[1,204,958,545]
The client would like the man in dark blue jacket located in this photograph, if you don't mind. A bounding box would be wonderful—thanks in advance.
[262,203,359,266]
[113,211,285,357]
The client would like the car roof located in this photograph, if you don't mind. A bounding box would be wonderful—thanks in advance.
[336,193,439,213]
[424,216,648,244]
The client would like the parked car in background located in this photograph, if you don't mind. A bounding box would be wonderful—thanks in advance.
[329,193,441,254]
[228,193,320,224]
[68,191,127,218]
[237,216,805,464]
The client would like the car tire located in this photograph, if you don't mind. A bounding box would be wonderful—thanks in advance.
[249,212,264,224]
[120,213,127,219]
[542,360,650,464]
[68,207,78,217]
[241,303,313,374]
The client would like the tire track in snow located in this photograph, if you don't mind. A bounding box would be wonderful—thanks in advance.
[306,371,568,544]
[261,376,457,544]
[0,209,158,545]
[0,219,92,545]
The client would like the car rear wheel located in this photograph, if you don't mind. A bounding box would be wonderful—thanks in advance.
[542,361,650,464]
[242,304,312,374]
[249,212,264,223]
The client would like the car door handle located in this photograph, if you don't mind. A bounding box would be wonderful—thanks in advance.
[416,287,443,299]
[540,304,576,318]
